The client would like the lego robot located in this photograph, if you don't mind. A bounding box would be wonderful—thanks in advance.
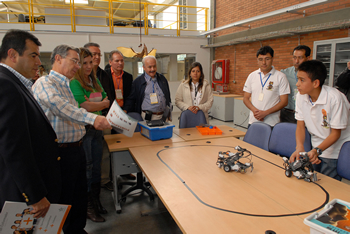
[217,146,253,173]
[282,152,317,182]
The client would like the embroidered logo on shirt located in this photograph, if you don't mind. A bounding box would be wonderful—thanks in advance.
[266,81,274,91]
[321,109,330,129]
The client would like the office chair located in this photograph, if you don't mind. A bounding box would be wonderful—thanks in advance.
[337,141,350,180]
[269,122,312,158]
[128,112,143,132]
[179,110,207,129]
[243,122,272,151]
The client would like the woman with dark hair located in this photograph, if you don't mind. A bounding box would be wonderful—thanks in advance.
[70,47,110,223]
[175,62,213,123]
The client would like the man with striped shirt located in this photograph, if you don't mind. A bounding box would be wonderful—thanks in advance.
[32,45,111,234]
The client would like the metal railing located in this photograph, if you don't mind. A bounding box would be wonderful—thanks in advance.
[0,0,208,36]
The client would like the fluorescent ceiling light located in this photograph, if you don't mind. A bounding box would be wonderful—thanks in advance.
[65,0,88,4]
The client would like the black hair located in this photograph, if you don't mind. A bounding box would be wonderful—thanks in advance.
[84,42,100,48]
[256,46,274,57]
[293,45,311,57]
[298,60,327,87]
[0,29,41,60]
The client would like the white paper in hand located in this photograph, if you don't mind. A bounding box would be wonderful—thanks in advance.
[106,101,138,137]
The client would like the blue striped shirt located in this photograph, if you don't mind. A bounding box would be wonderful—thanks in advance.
[141,72,166,112]
[0,63,33,94]
[32,70,97,143]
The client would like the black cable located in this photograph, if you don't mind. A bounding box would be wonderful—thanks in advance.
[156,144,329,217]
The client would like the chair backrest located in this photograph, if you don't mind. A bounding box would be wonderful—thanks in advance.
[128,112,143,132]
[337,141,350,180]
[179,110,207,129]
[243,122,272,151]
[269,122,312,158]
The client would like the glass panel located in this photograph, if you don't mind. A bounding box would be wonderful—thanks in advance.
[334,42,350,85]
[315,44,331,86]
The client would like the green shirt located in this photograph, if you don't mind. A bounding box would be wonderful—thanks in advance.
[70,78,107,115]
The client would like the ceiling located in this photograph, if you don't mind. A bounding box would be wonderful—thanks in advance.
[0,0,177,22]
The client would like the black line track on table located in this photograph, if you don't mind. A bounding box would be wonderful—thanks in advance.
[156,144,329,217]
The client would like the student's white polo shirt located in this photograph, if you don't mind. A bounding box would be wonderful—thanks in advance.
[295,85,350,159]
[243,67,290,126]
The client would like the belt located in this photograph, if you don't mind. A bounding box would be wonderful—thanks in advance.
[85,125,95,130]
[142,110,164,115]
[58,140,83,148]
[284,108,295,113]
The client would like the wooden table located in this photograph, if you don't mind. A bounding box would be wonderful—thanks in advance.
[129,137,350,234]
[104,132,185,213]
[173,125,246,141]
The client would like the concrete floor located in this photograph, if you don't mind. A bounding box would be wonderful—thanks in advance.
[85,112,350,234]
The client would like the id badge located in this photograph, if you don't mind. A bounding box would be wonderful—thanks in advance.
[293,88,298,101]
[115,89,123,99]
[150,93,158,104]
[258,92,264,101]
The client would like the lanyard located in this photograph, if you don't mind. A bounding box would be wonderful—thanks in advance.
[259,73,271,90]
[194,86,198,100]
[152,79,157,93]
[115,77,121,89]
[309,96,314,106]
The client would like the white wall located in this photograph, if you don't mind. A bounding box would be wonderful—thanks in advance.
[0,31,210,113]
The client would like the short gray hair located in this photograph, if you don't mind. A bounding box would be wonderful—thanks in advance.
[50,44,80,65]
[142,55,156,66]
[108,50,123,61]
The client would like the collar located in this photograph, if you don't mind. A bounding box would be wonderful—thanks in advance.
[49,70,70,86]
[258,66,276,77]
[0,63,33,90]
[111,69,123,79]
[302,86,327,106]
[144,72,156,82]
[191,82,199,89]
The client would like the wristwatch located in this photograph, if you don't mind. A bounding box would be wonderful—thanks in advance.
[314,147,323,155]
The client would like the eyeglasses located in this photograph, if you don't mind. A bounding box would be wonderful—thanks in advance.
[66,57,81,67]
[92,53,102,57]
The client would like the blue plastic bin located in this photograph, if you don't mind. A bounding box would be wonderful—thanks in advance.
[138,121,175,141]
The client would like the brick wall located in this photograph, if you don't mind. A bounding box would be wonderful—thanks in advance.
[215,0,350,37]
[214,29,349,95]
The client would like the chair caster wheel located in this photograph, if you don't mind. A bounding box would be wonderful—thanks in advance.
[117,210,121,214]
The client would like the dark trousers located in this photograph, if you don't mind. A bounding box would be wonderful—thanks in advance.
[58,146,87,234]
[280,108,297,124]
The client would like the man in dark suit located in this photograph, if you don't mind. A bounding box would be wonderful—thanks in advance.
[105,50,133,111]
[0,29,61,218]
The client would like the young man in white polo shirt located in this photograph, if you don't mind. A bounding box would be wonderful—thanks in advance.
[290,60,350,180]
[243,46,290,127]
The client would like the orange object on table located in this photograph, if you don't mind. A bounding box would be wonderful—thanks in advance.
[196,126,223,135]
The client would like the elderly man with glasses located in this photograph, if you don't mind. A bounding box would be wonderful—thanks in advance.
[32,44,111,234]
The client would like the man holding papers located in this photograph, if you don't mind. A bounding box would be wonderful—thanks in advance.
[0,30,61,218]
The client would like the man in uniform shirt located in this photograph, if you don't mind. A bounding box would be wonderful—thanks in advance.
[280,45,311,123]
[243,46,290,127]
[32,44,111,234]
[105,50,133,112]
[124,55,171,120]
